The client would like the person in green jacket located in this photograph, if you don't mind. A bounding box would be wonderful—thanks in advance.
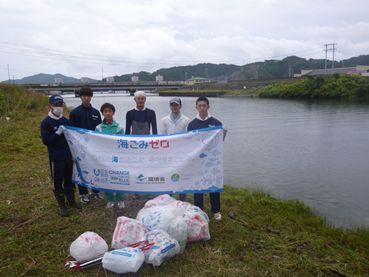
[95,103,125,209]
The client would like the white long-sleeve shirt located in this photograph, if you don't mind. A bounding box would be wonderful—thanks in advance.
[160,113,191,134]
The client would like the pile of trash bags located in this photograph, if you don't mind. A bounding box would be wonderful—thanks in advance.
[66,194,211,274]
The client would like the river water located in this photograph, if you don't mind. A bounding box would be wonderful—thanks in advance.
[64,93,369,228]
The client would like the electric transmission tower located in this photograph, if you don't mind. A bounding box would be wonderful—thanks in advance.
[324,43,337,73]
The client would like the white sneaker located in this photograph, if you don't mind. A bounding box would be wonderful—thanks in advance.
[80,194,90,204]
[117,201,125,209]
[94,192,105,200]
[106,202,114,209]
[214,212,222,221]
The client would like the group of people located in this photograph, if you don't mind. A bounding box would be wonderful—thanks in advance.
[40,86,224,221]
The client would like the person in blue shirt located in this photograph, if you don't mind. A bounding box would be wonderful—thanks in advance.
[40,95,80,217]
[187,96,225,221]
[69,86,103,204]
[125,91,157,135]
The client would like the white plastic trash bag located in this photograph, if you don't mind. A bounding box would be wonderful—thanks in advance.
[167,216,188,253]
[137,205,184,232]
[111,216,147,249]
[144,229,180,266]
[144,194,176,209]
[70,231,108,262]
[184,211,211,242]
[102,247,145,274]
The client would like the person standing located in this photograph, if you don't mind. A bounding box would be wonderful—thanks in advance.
[125,91,157,135]
[40,95,81,217]
[69,86,103,204]
[160,97,190,201]
[187,96,225,221]
[95,103,125,209]
[160,97,190,135]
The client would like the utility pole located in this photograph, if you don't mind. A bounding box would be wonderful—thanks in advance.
[332,43,337,68]
[323,43,337,73]
[101,65,104,82]
[7,64,11,83]
[324,44,328,74]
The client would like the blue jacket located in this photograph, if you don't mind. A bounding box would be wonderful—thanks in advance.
[69,104,102,130]
[40,116,72,161]
[125,108,157,134]
[187,116,222,131]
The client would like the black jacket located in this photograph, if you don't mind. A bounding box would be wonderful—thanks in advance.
[40,116,72,161]
[69,104,102,130]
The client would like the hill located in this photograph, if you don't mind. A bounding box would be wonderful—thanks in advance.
[3,54,369,84]
[1,73,97,84]
[114,54,369,82]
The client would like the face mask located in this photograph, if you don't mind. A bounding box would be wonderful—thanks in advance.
[52,107,63,117]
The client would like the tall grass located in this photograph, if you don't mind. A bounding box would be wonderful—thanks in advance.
[0,84,48,118]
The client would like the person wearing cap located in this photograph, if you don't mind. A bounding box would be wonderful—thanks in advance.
[160,97,190,135]
[125,91,157,135]
[40,95,81,217]
[187,96,226,221]
[69,86,103,204]
[160,97,190,201]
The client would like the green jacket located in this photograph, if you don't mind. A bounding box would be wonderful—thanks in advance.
[95,120,124,134]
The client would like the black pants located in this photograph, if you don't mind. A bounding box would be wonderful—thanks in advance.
[50,159,74,194]
[194,192,221,214]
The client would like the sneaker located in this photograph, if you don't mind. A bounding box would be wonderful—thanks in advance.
[94,192,105,200]
[80,194,90,204]
[117,201,125,209]
[106,202,114,209]
[213,212,222,221]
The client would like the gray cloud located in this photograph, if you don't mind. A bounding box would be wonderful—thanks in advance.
[0,0,368,81]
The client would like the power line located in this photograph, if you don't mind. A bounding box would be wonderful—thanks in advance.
[323,43,337,72]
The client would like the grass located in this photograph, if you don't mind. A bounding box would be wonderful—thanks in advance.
[1,84,369,276]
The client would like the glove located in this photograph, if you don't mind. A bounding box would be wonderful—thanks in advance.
[55,125,66,135]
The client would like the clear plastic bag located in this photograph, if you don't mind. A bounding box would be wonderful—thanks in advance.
[184,211,211,242]
[111,216,147,249]
[167,216,188,253]
[69,231,108,262]
[144,229,180,266]
[137,205,185,232]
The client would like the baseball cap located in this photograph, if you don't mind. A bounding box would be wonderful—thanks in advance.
[169,97,181,105]
[49,95,64,105]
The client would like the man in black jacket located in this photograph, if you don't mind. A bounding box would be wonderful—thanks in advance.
[187,96,224,221]
[69,87,102,204]
[40,95,80,217]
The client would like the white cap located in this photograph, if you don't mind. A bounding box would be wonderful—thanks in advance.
[134,91,146,98]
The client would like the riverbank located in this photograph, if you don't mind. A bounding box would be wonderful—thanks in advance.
[159,75,369,99]
[1,84,369,276]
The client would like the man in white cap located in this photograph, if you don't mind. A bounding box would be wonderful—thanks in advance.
[125,91,157,135]
[161,97,190,201]
[160,97,190,135]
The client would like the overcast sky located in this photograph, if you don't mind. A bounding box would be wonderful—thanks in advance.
[0,0,368,81]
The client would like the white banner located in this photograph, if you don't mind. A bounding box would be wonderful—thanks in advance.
[64,126,224,194]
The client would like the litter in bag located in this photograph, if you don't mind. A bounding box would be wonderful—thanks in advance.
[102,247,144,274]
[70,231,108,262]
[111,216,147,249]
[144,229,180,266]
